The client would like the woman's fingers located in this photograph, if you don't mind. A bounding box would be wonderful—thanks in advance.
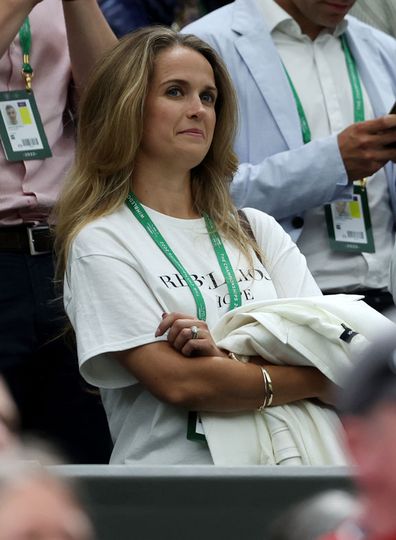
[172,326,209,352]
[167,318,207,344]
[155,312,209,344]
[154,312,224,357]
[155,312,194,337]
[181,339,218,357]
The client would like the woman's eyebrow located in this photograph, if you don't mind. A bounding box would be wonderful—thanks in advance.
[159,78,218,93]
[159,78,189,87]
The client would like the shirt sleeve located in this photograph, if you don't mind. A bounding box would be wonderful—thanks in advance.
[243,207,322,298]
[65,253,166,389]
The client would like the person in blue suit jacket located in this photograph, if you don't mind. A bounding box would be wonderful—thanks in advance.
[183,0,396,309]
[183,0,396,311]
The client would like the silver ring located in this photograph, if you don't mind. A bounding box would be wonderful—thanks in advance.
[191,325,199,340]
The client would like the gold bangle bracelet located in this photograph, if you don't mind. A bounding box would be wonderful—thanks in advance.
[227,355,273,410]
[257,367,274,411]
[257,367,268,412]
[262,368,273,407]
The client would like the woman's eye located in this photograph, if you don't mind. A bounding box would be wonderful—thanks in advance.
[201,92,216,104]
[166,87,182,97]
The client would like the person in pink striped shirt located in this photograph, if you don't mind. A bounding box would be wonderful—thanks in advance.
[0,0,117,463]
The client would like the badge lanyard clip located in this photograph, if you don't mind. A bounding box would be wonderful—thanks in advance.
[359,178,368,190]
[19,19,34,92]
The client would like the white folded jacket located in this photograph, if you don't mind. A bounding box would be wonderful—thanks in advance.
[201,295,395,466]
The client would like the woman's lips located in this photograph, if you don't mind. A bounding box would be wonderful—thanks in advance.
[178,129,204,138]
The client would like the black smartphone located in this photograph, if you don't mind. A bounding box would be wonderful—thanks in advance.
[387,102,396,149]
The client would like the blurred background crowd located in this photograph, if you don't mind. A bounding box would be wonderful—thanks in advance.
[98,1,231,35]
[97,0,396,37]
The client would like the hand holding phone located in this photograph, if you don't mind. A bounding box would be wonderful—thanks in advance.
[338,113,396,180]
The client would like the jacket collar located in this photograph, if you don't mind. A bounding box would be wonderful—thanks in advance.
[230,0,302,148]
[344,17,392,117]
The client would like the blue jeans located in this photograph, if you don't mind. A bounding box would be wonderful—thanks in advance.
[0,252,112,463]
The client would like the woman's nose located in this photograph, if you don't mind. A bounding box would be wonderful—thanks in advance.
[186,95,205,118]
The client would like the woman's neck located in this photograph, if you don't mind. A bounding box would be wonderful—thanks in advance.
[131,160,200,219]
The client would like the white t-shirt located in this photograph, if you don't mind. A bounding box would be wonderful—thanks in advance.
[64,204,320,464]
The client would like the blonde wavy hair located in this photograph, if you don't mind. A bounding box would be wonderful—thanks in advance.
[55,26,262,278]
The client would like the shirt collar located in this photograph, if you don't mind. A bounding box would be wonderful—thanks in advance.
[256,0,348,39]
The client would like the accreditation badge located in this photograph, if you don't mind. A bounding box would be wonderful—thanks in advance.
[0,90,52,161]
[187,411,207,442]
[324,183,375,253]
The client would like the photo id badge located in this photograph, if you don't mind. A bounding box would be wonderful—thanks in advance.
[324,184,375,253]
[0,90,52,161]
[187,411,207,442]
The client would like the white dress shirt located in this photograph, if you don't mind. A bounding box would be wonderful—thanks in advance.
[257,0,394,292]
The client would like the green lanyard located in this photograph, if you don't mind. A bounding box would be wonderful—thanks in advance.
[125,193,242,321]
[203,213,241,310]
[19,18,34,91]
[340,35,364,122]
[285,34,364,144]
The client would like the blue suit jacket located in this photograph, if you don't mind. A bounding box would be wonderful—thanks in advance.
[184,0,396,239]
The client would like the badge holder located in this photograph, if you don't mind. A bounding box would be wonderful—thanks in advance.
[0,18,52,162]
[0,90,52,161]
[324,181,375,253]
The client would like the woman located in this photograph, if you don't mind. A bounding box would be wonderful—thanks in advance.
[55,27,334,464]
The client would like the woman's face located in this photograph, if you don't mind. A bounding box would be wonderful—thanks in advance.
[0,477,93,540]
[138,46,218,171]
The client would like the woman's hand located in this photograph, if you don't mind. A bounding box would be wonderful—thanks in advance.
[155,312,228,358]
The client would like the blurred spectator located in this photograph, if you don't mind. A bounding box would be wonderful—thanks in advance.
[0,448,94,540]
[178,1,231,27]
[320,331,396,540]
[0,378,18,453]
[269,490,358,540]
[202,0,231,10]
[98,0,178,36]
[98,0,232,36]
[350,0,396,39]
